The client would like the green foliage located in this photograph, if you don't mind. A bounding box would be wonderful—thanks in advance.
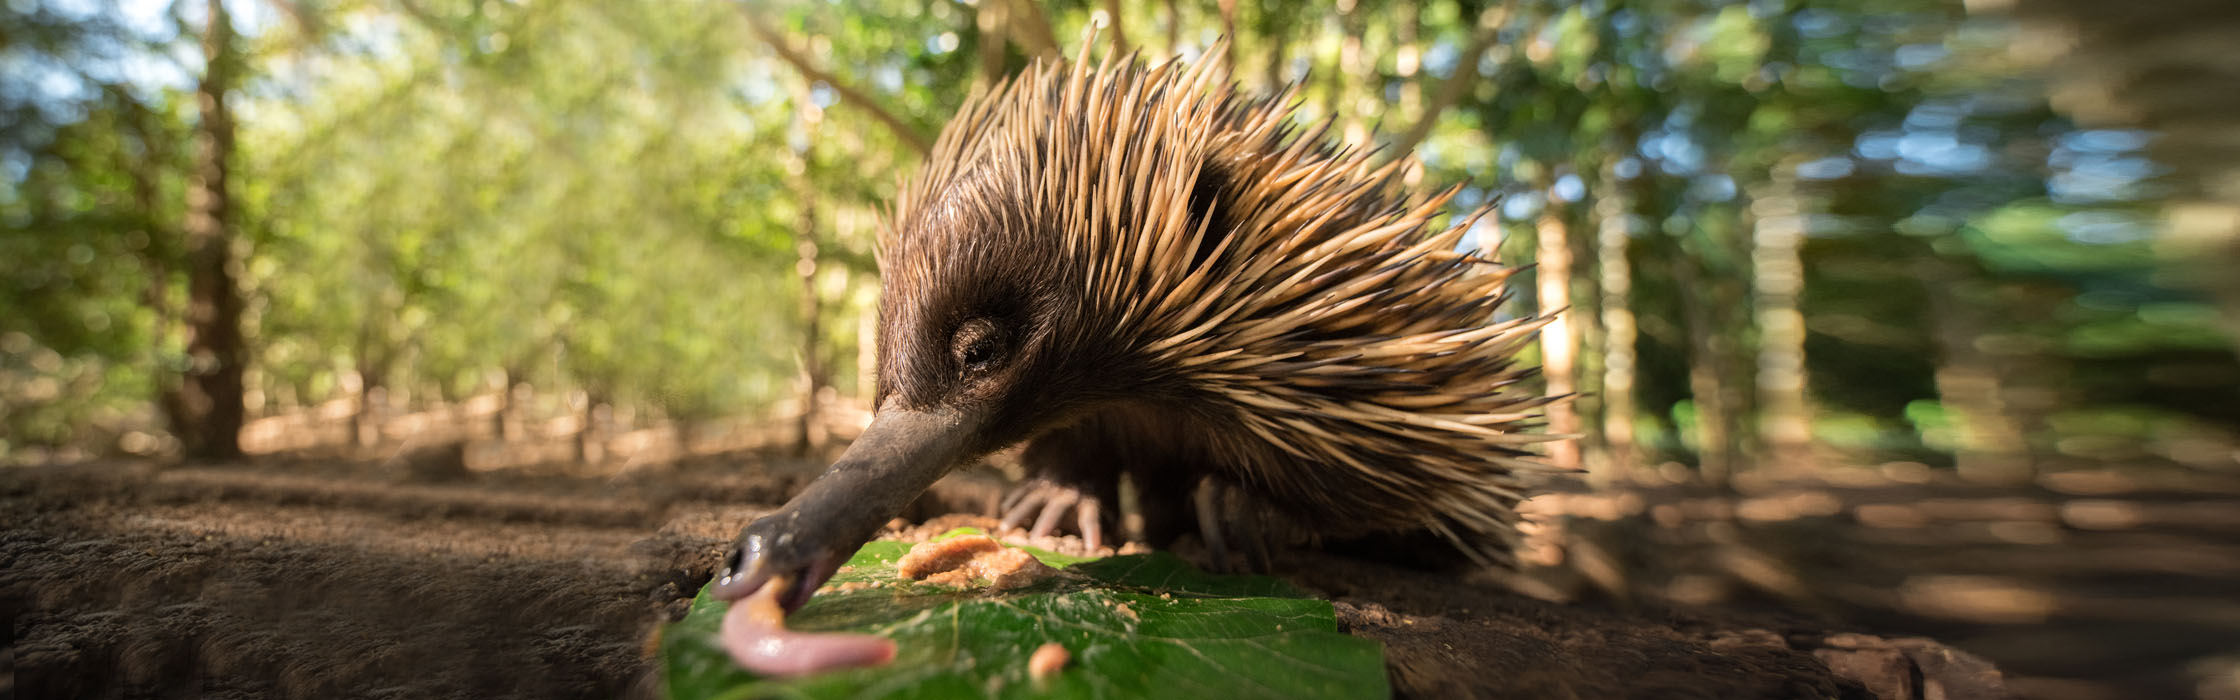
[2,0,2233,471]
[663,532,1386,700]
[1,44,190,452]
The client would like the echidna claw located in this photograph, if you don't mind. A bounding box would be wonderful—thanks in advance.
[1029,491,1077,537]
[1000,478,1112,552]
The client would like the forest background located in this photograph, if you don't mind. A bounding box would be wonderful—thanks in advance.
[6,0,2236,491]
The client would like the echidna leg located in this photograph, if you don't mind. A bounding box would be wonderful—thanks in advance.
[998,479,1108,547]
[1125,465,1197,546]
[1235,498,1276,573]
[998,430,1121,550]
[1190,479,1278,573]
[1191,480,1233,573]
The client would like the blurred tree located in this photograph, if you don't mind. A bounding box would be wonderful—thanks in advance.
[175,0,247,459]
[787,77,829,456]
[2,2,190,457]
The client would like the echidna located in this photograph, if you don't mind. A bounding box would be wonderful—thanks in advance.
[713,43,1554,613]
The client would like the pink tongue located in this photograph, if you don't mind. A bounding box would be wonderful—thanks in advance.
[718,587,897,676]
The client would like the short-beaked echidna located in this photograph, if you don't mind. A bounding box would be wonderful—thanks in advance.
[713,44,1554,611]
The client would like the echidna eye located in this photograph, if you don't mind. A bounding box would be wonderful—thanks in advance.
[951,319,1003,374]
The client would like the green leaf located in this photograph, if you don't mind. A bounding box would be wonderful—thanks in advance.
[662,537,1387,700]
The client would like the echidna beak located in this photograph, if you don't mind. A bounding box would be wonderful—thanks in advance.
[712,405,985,609]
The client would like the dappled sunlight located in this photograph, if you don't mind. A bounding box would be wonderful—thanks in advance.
[1898,575,2057,624]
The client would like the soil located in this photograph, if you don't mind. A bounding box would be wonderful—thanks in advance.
[0,455,2017,699]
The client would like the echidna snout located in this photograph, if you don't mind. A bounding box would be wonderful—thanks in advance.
[711,405,984,608]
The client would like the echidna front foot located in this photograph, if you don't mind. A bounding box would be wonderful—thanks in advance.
[999,475,1116,551]
[1001,428,1126,550]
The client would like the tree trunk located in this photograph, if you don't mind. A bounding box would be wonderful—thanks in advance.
[790,87,829,458]
[1535,183,1582,469]
[674,413,699,457]
[1001,0,1061,62]
[352,316,391,448]
[1394,0,1422,120]
[1917,254,2033,483]
[575,391,607,465]
[1335,2,1370,146]
[1568,191,1606,477]
[1100,0,1128,55]
[355,376,384,448]
[1595,183,1637,483]
[1670,247,1737,486]
[1163,0,1180,57]
[493,365,516,442]
[1321,2,1354,134]
[1261,18,1290,92]
[794,232,825,456]
[976,0,1009,83]
[1216,0,1237,78]
[1751,166,1813,470]
[178,0,246,460]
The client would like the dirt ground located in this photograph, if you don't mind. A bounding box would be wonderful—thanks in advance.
[0,453,2205,699]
